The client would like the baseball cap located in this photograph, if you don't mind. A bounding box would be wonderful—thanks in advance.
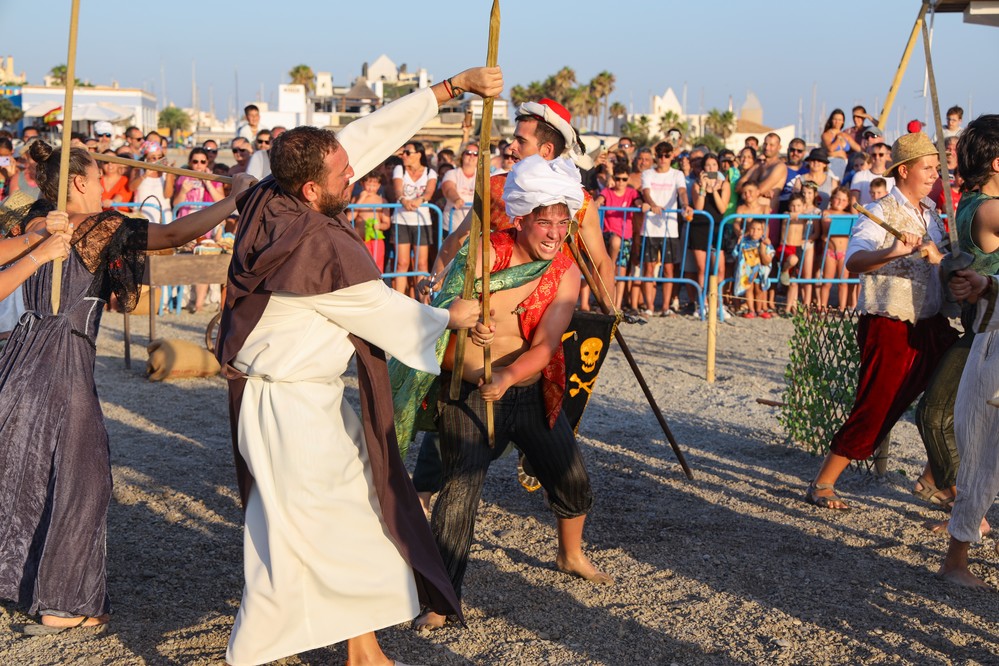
[862,126,883,138]
[906,119,925,134]
[94,121,113,137]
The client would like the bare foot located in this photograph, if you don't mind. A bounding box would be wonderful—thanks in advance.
[412,609,446,632]
[926,518,990,536]
[936,564,991,589]
[40,613,109,628]
[556,554,614,585]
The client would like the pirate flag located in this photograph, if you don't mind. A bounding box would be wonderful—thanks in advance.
[560,310,618,432]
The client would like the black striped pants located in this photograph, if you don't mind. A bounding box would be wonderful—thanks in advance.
[430,374,593,597]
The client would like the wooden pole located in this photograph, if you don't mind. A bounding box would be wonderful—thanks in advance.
[920,12,960,254]
[877,3,928,131]
[51,0,81,314]
[706,274,717,383]
[476,0,500,446]
[92,152,232,184]
[566,237,694,480]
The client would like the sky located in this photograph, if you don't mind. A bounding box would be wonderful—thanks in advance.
[2,0,997,140]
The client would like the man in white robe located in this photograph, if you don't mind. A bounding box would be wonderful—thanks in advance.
[215,67,502,666]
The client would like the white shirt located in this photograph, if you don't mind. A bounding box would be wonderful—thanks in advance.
[850,169,896,206]
[441,167,475,232]
[246,150,271,180]
[392,164,437,226]
[846,186,945,265]
[641,167,686,238]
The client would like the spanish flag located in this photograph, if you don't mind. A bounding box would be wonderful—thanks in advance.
[43,106,62,126]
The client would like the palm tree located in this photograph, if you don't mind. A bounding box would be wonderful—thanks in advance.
[0,97,23,127]
[608,101,627,134]
[510,84,529,107]
[288,64,315,94]
[548,66,576,102]
[659,110,691,142]
[590,71,615,133]
[704,108,736,140]
[158,106,192,144]
[48,64,67,86]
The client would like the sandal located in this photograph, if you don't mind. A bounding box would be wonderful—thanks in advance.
[805,482,851,511]
[912,479,955,511]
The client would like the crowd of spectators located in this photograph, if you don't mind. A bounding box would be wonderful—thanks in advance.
[0,101,968,322]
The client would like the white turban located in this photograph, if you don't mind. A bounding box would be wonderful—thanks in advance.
[503,155,583,219]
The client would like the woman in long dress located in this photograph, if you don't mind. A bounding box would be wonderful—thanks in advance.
[0,140,254,635]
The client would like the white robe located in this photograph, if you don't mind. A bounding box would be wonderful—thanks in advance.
[226,281,449,666]
[951,276,999,543]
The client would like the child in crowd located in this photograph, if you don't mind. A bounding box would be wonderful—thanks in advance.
[734,183,771,313]
[641,141,690,317]
[869,177,888,202]
[777,193,818,314]
[801,181,822,217]
[350,172,391,271]
[818,186,855,311]
[734,218,774,318]
[596,164,643,311]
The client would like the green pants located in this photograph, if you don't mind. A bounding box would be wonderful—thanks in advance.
[915,331,973,489]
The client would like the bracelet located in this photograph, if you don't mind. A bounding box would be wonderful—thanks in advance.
[442,78,453,98]
[448,77,465,98]
[27,253,39,266]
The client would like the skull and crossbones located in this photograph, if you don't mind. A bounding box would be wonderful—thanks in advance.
[569,373,597,397]
[579,337,603,373]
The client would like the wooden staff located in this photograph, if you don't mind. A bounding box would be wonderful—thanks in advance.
[92,151,232,184]
[450,0,501,448]
[853,202,930,258]
[51,0,81,314]
[566,235,694,480]
[877,3,927,132]
[920,12,959,255]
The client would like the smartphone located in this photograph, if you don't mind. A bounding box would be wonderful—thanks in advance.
[0,156,10,167]
[703,171,719,180]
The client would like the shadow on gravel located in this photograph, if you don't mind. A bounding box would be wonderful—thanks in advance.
[445,392,999,665]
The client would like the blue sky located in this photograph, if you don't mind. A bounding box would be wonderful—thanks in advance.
[2,0,996,138]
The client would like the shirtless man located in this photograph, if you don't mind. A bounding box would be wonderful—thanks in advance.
[736,132,788,213]
[416,155,611,630]
[430,98,615,308]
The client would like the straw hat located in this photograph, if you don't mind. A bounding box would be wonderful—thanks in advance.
[886,131,937,177]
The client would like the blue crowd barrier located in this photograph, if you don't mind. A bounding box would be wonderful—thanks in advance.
[711,212,863,321]
[598,206,715,319]
[345,202,445,281]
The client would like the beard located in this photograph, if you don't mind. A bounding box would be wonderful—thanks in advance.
[316,189,349,218]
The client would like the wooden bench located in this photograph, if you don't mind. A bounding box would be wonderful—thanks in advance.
[122,253,231,368]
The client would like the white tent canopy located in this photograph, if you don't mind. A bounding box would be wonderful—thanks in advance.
[24,100,134,123]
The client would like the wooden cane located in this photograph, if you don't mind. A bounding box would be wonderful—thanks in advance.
[92,152,232,184]
[448,0,501,429]
[566,235,694,480]
[852,202,930,258]
[476,0,500,446]
[51,0,81,315]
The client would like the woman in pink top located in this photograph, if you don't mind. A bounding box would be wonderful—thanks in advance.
[596,164,642,310]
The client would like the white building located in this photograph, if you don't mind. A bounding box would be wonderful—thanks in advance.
[22,84,157,133]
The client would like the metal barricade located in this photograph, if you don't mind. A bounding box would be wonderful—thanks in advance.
[171,200,213,219]
[108,201,162,220]
[711,213,862,321]
[345,202,445,281]
[444,202,473,237]
[601,206,714,319]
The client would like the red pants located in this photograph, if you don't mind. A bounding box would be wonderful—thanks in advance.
[830,313,957,460]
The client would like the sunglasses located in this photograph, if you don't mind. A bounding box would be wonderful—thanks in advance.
[257,140,270,146]
[97,133,112,138]
[463,150,479,156]
[789,147,805,153]
[614,176,629,182]
[401,149,416,156]
[191,159,208,165]
[619,143,633,149]
[203,148,218,153]
[233,148,249,154]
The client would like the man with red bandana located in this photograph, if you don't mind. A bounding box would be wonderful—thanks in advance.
[429,98,615,309]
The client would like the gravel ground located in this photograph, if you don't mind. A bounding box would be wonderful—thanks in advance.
[2,308,998,665]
